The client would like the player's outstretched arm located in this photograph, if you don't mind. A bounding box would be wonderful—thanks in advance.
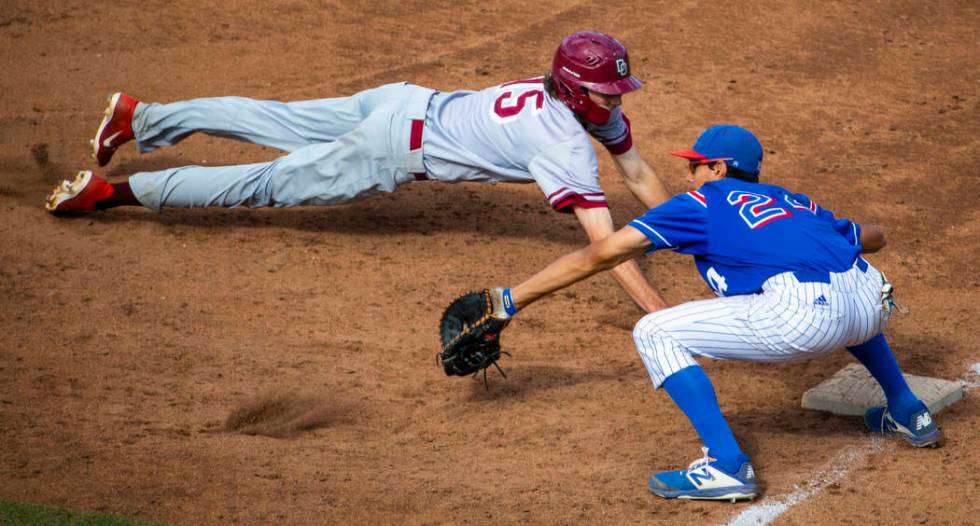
[435,219,649,381]
[573,206,668,312]
[610,147,671,209]
[859,224,886,253]
[508,224,652,311]
[575,206,667,312]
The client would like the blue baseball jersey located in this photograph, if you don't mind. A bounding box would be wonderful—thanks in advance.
[628,178,863,296]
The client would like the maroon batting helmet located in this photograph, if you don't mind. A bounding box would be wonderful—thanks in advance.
[551,31,641,125]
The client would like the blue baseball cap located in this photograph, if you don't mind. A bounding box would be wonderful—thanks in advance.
[670,124,764,176]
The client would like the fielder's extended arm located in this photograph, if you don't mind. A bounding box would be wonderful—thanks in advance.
[574,205,668,313]
[444,225,650,378]
[509,224,652,311]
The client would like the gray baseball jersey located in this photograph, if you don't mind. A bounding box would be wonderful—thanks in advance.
[422,77,634,212]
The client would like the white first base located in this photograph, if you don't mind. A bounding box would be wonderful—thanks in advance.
[801,363,966,416]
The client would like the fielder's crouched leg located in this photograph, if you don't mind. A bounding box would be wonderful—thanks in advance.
[631,311,758,501]
[631,313,699,389]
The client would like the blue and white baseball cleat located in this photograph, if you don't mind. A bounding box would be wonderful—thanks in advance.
[865,406,942,447]
[647,448,758,502]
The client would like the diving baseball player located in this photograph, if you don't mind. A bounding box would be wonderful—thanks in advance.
[45,31,669,313]
[469,125,941,501]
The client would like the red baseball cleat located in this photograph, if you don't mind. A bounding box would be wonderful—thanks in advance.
[91,92,138,167]
[45,171,114,214]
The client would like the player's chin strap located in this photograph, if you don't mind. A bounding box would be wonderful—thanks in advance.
[881,278,910,321]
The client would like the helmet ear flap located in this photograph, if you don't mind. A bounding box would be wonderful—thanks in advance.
[553,79,612,125]
[556,79,572,99]
[553,76,577,99]
[558,80,586,110]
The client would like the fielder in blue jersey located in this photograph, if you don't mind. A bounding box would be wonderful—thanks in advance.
[476,124,941,501]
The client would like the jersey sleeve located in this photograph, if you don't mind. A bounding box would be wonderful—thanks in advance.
[585,107,633,155]
[627,192,709,254]
[785,191,862,246]
[528,135,607,213]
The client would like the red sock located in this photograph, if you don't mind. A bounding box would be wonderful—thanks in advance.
[96,181,140,210]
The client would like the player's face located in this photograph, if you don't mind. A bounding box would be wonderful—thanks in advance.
[587,90,623,111]
[686,161,725,188]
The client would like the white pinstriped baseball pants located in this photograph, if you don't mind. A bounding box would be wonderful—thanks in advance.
[633,261,887,388]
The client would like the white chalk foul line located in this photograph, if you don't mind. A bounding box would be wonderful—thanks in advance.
[722,437,885,526]
[721,362,978,526]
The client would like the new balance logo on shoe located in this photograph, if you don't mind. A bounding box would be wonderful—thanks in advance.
[865,406,941,448]
[915,412,933,431]
[688,468,715,487]
[813,294,828,306]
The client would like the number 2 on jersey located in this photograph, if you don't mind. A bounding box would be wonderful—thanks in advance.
[726,191,792,229]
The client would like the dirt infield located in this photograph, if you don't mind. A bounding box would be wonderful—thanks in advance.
[1,1,978,524]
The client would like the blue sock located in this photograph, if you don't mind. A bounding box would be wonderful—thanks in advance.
[661,365,747,473]
[847,333,924,425]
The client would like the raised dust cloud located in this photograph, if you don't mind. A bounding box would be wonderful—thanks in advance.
[224,391,340,438]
